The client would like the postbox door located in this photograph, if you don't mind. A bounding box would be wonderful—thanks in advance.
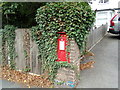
[57,35,67,62]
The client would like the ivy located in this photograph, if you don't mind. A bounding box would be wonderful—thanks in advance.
[2,25,16,69]
[31,27,73,80]
[31,2,95,81]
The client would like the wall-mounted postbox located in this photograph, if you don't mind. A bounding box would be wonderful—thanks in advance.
[56,32,70,63]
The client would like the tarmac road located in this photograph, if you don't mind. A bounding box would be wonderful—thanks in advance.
[0,79,28,88]
[77,33,119,88]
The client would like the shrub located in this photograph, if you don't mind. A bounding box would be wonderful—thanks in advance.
[31,2,95,80]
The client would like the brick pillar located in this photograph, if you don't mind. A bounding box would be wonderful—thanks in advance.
[55,39,80,88]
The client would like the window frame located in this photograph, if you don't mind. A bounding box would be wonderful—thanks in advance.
[99,0,109,4]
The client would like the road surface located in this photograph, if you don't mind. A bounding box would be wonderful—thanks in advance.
[77,33,119,88]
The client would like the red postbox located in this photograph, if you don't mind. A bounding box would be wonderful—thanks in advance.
[56,32,70,63]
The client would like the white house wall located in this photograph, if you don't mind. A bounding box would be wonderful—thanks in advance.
[90,0,120,10]
[89,0,119,30]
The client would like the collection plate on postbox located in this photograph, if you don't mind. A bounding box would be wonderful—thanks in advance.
[59,40,65,50]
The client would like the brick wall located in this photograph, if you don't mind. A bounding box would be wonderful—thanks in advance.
[55,39,80,88]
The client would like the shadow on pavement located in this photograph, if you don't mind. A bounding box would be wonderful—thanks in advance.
[107,34,120,40]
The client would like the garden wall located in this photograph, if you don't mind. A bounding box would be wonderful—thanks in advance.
[0,24,107,74]
[0,24,107,87]
[0,30,2,65]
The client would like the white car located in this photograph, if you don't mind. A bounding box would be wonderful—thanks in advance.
[109,14,120,34]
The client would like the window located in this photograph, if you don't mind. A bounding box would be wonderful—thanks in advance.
[88,0,93,4]
[99,0,103,3]
[99,0,109,3]
[104,0,109,3]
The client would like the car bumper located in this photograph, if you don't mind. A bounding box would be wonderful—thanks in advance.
[109,29,120,34]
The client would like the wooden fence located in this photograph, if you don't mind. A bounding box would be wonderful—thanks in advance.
[14,29,41,74]
[87,24,107,50]
[0,29,41,74]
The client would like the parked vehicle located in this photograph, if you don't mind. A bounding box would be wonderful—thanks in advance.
[109,14,120,34]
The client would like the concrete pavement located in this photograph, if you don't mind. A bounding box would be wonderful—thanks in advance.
[77,33,119,88]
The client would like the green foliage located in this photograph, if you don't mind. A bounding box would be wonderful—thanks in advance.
[31,2,95,80]
[36,2,95,51]
[22,67,31,72]
[2,2,46,28]
[24,50,28,58]
[2,25,16,69]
